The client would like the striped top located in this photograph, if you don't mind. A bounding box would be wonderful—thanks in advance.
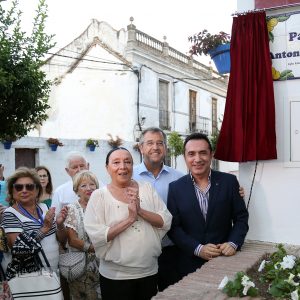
[191,172,211,220]
[1,203,59,274]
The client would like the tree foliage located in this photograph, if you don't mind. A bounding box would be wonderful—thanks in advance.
[0,0,55,141]
[168,131,184,168]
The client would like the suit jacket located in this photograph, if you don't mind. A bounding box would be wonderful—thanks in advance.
[167,170,249,277]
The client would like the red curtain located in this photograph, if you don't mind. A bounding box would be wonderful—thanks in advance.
[214,11,277,162]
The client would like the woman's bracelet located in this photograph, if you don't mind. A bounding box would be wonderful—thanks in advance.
[36,229,46,241]
[83,241,91,252]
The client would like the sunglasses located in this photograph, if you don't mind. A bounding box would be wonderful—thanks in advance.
[13,183,36,192]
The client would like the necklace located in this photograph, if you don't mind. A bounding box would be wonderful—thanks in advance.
[17,203,44,226]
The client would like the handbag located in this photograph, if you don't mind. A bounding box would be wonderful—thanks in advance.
[8,248,63,300]
[0,227,8,253]
[59,250,86,282]
[0,263,12,300]
[59,202,86,282]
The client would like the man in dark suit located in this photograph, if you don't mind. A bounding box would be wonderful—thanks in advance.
[167,132,249,280]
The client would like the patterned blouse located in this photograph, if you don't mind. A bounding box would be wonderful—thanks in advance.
[1,203,59,280]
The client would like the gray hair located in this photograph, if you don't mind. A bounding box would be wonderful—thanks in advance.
[139,127,167,144]
[65,151,88,168]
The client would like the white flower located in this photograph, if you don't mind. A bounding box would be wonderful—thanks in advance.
[280,255,296,270]
[291,289,299,300]
[241,275,250,285]
[241,275,255,296]
[242,281,255,296]
[258,260,266,272]
[285,273,300,287]
[218,276,229,290]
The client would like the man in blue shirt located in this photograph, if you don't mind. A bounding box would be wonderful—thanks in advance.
[133,127,184,291]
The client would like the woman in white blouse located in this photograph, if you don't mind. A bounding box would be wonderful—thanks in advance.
[84,147,172,300]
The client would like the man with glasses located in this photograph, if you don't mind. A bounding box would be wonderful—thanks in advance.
[133,127,184,291]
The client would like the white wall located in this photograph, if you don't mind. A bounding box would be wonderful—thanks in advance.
[238,1,300,244]
[0,137,141,190]
[40,45,138,142]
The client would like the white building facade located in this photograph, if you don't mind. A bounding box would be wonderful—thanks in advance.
[1,19,231,187]
[237,1,300,245]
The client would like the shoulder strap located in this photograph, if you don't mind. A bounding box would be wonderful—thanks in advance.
[40,248,51,268]
[0,262,6,282]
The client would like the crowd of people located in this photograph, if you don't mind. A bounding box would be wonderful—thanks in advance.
[0,127,248,300]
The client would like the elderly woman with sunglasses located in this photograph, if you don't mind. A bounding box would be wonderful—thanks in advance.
[1,167,68,280]
[84,147,172,300]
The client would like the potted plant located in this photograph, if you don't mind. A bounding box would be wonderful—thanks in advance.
[1,136,17,150]
[132,143,140,153]
[188,29,231,74]
[86,139,99,151]
[46,138,63,151]
[107,134,123,148]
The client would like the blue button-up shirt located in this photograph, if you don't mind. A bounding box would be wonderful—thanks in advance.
[133,161,184,247]
[133,162,184,206]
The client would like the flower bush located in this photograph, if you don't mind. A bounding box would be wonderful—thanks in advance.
[86,139,99,147]
[46,138,63,146]
[219,244,300,299]
[188,29,230,56]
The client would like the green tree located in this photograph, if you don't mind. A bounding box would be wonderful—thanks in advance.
[0,0,55,141]
[209,129,219,152]
[168,131,184,168]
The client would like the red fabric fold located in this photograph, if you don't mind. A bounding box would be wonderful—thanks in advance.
[214,11,277,162]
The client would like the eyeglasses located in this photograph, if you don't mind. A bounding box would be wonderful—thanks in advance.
[79,183,97,190]
[13,183,36,192]
[144,141,164,147]
[38,174,48,178]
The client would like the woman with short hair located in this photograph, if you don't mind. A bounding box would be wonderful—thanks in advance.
[63,170,101,299]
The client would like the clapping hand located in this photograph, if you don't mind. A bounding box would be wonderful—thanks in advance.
[56,206,68,228]
[128,198,138,223]
[126,185,140,211]
[42,207,56,233]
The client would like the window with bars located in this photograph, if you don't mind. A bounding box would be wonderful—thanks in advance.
[159,80,170,130]
[212,98,218,135]
[189,90,197,132]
